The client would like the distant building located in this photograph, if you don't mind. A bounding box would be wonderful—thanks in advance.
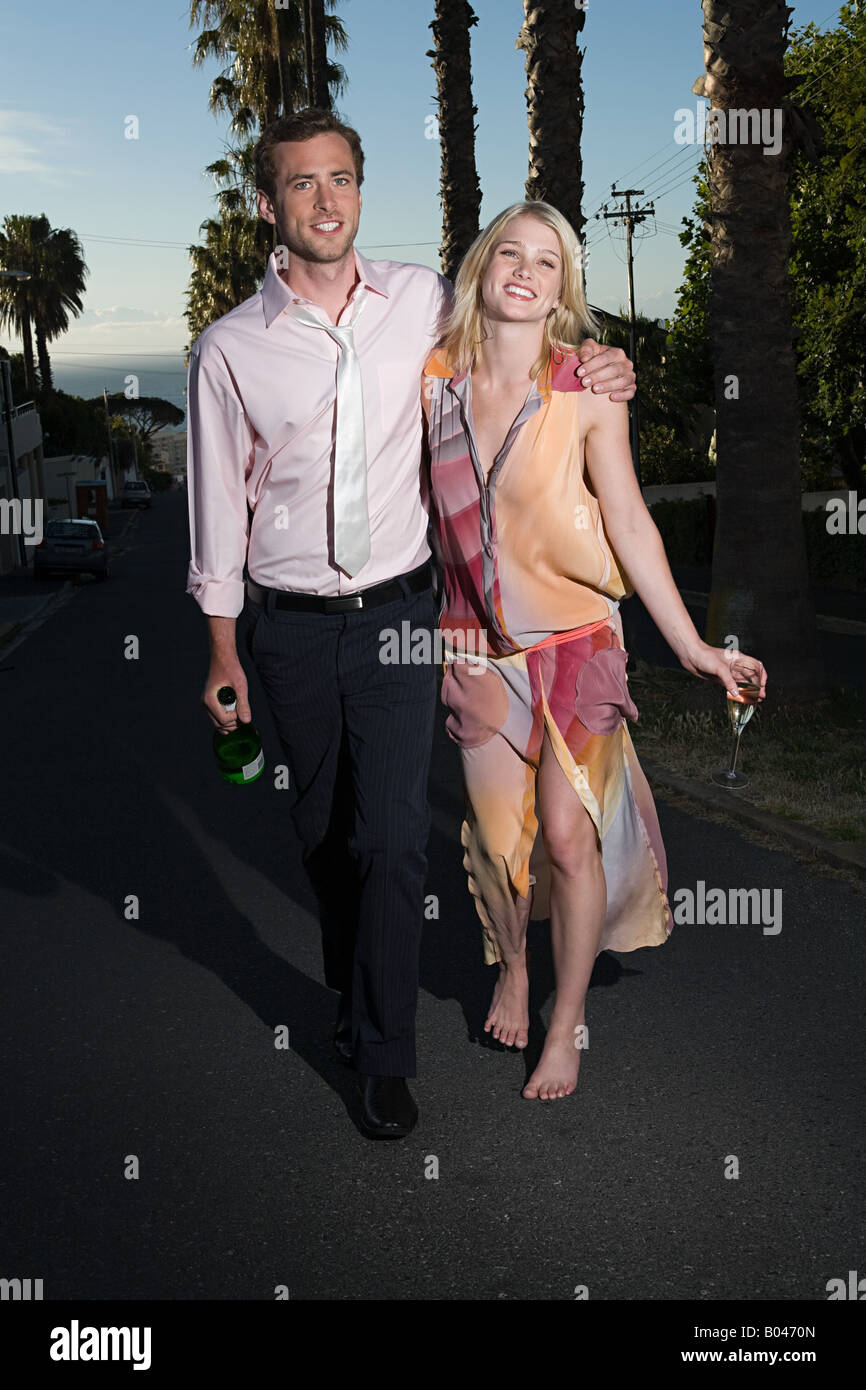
[0,395,44,575]
[150,430,186,477]
[43,454,113,520]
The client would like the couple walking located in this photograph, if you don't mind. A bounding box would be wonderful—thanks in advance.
[186,108,766,1139]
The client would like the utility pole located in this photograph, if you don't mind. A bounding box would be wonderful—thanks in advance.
[102,388,117,497]
[0,268,33,570]
[0,358,28,570]
[601,187,654,485]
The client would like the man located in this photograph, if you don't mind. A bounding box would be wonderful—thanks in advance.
[186,107,636,1139]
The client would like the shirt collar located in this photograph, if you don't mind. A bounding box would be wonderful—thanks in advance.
[261,247,389,328]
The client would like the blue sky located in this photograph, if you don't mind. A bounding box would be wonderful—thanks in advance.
[0,0,843,411]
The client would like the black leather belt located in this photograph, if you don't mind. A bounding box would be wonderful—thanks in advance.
[246,560,432,614]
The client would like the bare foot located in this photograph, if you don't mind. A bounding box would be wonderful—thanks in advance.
[484,956,529,1048]
[522,1023,584,1100]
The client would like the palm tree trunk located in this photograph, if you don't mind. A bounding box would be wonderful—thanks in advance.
[305,0,331,108]
[302,0,314,104]
[20,309,35,396]
[35,318,53,394]
[273,4,295,116]
[515,0,587,240]
[695,0,824,700]
[427,0,482,282]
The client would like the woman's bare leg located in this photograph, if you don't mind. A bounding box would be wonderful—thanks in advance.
[523,729,606,1100]
[460,736,538,1049]
[484,881,533,1047]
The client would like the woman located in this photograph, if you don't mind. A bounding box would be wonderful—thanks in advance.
[422,201,767,1102]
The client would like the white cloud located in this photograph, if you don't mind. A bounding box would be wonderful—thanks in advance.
[48,309,189,356]
[1,306,189,358]
[76,307,186,331]
[0,110,84,182]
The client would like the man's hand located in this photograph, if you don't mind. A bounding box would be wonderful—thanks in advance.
[576,338,636,402]
[204,658,251,731]
[204,615,251,730]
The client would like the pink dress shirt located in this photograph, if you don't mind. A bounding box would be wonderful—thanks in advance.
[186,248,452,616]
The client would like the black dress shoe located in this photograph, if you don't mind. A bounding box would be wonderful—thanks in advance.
[357,1074,418,1139]
[333,993,353,1066]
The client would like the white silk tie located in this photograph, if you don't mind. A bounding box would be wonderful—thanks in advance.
[287,293,371,577]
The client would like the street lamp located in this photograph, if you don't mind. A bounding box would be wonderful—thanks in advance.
[0,268,33,570]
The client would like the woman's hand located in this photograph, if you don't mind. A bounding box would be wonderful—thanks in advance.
[680,642,768,701]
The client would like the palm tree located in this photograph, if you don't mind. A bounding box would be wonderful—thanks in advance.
[694,0,824,700]
[187,0,348,340]
[204,140,275,257]
[427,0,482,281]
[186,209,263,344]
[273,1,305,117]
[189,0,347,134]
[305,0,331,109]
[32,227,88,394]
[0,214,88,395]
[515,0,587,241]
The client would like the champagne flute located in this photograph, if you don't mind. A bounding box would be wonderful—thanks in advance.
[712,680,762,789]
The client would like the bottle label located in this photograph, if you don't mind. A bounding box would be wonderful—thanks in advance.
[241,750,265,781]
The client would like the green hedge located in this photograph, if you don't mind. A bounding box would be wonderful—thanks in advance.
[647,497,715,567]
[648,497,866,590]
[802,507,866,589]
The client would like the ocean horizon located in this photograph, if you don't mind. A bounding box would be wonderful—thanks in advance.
[45,355,190,423]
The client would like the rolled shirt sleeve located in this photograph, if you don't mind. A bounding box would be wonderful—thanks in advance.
[185,331,255,618]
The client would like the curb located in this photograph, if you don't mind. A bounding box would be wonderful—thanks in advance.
[642,758,866,880]
[0,591,58,650]
[0,509,139,651]
[0,583,73,652]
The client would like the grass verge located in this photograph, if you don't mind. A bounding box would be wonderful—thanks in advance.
[628,665,866,844]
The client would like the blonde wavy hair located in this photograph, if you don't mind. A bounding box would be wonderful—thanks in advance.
[438,200,600,379]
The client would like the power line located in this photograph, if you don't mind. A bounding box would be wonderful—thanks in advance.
[582,4,851,218]
[585,139,695,210]
[589,146,696,213]
[77,232,441,251]
[649,167,705,202]
[50,351,187,357]
[47,360,188,375]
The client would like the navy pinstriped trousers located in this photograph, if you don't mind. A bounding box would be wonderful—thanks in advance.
[242,576,438,1077]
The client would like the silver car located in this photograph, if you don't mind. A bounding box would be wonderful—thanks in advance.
[121,480,151,509]
[34,518,109,582]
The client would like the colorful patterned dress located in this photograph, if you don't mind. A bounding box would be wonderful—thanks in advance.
[423,345,673,966]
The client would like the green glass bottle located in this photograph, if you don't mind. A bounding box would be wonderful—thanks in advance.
[213,685,264,784]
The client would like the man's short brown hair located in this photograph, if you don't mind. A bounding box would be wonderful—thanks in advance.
[254,108,365,201]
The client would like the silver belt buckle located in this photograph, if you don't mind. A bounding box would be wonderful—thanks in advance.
[324,593,364,614]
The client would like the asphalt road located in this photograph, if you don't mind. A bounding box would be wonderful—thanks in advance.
[0,490,863,1302]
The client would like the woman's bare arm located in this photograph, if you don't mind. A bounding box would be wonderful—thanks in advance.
[581,394,767,699]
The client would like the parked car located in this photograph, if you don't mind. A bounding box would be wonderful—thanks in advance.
[34,518,109,582]
[121,480,152,509]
